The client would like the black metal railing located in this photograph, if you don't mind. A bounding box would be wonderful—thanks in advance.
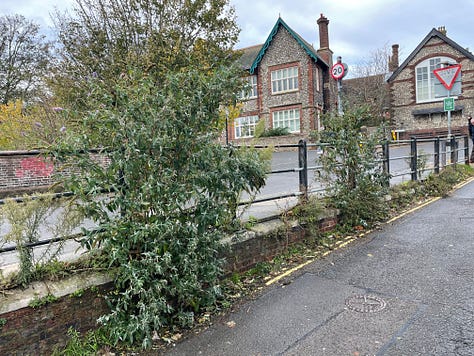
[1,135,470,254]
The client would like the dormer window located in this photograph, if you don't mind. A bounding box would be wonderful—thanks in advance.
[415,57,461,103]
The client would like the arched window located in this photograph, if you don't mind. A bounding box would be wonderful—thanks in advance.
[415,57,461,103]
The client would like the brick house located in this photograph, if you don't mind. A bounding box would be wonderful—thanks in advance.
[229,14,334,143]
[387,27,474,139]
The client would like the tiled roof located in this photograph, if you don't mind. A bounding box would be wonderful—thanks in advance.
[237,44,264,71]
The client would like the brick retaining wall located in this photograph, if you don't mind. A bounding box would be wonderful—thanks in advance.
[0,212,338,354]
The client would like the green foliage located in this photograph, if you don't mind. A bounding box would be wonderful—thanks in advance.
[69,288,84,298]
[52,0,239,112]
[29,293,58,308]
[406,148,428,179]
[32,259,71,281]
[53,327,114,356]
[423,166,472,197]
[293,196,325,237]
[54,68,267,348]
[258,127,290,137]
[318,108,390,228]
[0,193,82,287]
[0,14,53,105]
[388,165,473,210]
[244,216,259,229]
[0,318,6,329]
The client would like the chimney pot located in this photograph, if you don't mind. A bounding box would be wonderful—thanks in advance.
[389,44,399,72]
[437,26,447,36]
[317,14,332,65]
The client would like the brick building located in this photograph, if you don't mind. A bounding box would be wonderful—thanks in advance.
[387,27,474,138]
[229,14,334,142]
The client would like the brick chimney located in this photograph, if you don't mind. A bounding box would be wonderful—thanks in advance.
[317,13,333,66]
[437,26,447,36]
[389,44,399,72]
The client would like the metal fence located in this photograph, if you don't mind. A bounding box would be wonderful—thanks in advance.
[239,135,470,204]
[0,135,470,255]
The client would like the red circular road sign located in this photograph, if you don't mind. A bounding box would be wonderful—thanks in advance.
[331,62,345,80]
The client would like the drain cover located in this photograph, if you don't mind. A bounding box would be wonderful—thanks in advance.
[345,294,387,313]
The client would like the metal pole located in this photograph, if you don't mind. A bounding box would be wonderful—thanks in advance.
[451,135,456,167]
[447,90,452,137]
[434,137,440,174]
[298,139,308,201]
[382,140,390,185]
[337,79,343,116]
[410,137,418,181]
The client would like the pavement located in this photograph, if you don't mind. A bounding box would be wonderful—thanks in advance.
[164,178,474,356]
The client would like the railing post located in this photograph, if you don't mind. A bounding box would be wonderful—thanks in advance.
[298,139,308,201]
[434,137,440,174]
[450,135,457,167]
[464,136,470,165]
[410,137,418,181]
[382,140,390,186]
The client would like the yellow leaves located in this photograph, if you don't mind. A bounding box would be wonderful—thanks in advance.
[0,100,67,150]
[0,99,30,150]
[218,102,243,131]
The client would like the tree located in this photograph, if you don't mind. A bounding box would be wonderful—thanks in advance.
[318,108,390,228]
[0,99,67,150]
[0,15,53,104]
[342,45,392,124]
[51,0,240,110]
[56,68,267,348]
[50,0,267,348]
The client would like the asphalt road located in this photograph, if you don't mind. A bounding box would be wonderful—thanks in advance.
[0,141,469,273]
[165,178,474,355]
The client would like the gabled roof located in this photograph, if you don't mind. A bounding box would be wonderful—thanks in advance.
[388,28,474,82]
[238,17,328,75]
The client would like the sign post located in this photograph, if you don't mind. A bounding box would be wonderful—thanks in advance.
[433,64,461,137]
[331,57,348,116]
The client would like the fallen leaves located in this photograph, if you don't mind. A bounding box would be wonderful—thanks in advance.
[226,320,236,328]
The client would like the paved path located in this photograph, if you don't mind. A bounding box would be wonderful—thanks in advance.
[165,178,474,355]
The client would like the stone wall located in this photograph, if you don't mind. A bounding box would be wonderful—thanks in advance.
[234,26,327,142]
[390,36,474,135]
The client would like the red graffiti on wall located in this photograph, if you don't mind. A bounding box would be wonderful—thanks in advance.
[15,157,54,178]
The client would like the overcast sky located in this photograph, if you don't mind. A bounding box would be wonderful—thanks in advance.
[2,0,473,69]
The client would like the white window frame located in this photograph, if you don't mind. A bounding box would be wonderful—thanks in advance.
[415,56,460,103]
[271,66,299,94]
[315,67,321,92]
[234,115,259,138]
[272,108,300,133]
[239,75,258,100]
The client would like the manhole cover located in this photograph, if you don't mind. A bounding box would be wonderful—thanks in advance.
[345,294,387,313]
